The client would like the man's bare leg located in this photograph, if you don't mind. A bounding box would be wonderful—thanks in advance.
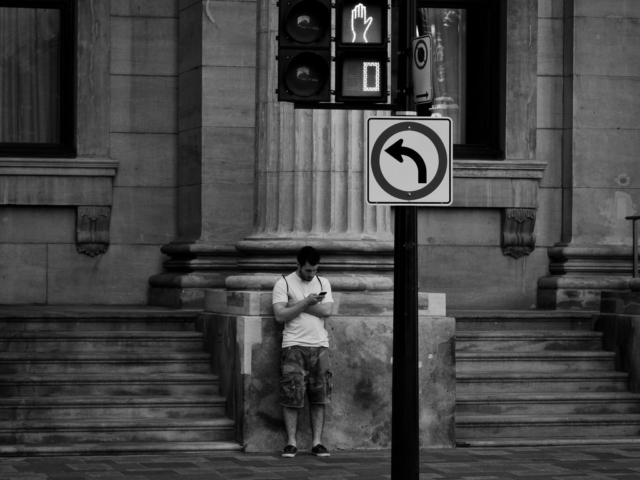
[283,407,299,446]
[310,404,325,447]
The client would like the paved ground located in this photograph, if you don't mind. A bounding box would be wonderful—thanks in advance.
[3,444,640,480]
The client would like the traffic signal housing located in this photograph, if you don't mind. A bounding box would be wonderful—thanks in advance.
[277,0,332,102]
[335,0,389,103]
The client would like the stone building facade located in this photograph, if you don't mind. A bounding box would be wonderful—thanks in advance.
[2,0,638,311]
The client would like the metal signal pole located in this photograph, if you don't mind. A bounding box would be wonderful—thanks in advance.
[391,0,419,477]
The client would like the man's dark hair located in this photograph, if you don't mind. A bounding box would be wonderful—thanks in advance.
[297,246,321,266]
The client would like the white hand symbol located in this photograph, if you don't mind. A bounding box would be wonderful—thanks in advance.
[351,3,373,43]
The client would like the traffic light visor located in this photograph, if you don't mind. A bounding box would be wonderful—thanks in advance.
[284,0,330,44]
[283,51,330,97]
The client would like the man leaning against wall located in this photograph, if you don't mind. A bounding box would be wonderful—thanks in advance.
[272,246,334,458]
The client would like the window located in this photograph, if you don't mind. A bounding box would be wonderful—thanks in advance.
[0,0,76,157]
[417,0,504,159]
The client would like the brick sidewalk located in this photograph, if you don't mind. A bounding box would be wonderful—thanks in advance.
[3,444,640,479]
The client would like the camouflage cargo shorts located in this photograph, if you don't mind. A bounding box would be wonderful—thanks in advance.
[280,346,333,408]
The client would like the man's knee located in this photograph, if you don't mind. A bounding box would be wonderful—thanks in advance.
[280,373,305,408]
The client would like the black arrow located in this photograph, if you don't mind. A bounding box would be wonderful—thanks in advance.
[385,139,427,184]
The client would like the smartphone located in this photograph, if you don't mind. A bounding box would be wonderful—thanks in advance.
[318,291,327,296]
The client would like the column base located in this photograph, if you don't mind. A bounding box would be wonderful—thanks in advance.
[537,245,635,310]
[147,243,240,309]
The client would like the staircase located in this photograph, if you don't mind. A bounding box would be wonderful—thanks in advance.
[0,307,242,456]
[454,310,640,447]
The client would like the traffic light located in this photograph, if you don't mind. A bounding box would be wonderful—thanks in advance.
[335,0,389,103]
[277,0,332,102]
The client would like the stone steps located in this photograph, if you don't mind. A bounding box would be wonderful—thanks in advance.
[456,351,616,373]
[0,418,235,444]
[452,310,594,331]
[0,396,227,420]
[456,371,630,394]
[0,441,243,457]
[456,414,640,439]
[0,331,204,352]
[457,392,640,415]
[454,310,640,446]
[0,307,240,456]
[0,373,220,397]
[0,352,212,374]
[457,330,603,352]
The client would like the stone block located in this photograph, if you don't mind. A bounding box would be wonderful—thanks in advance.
[573,129,640,189]
[452,178,538,208]
[111,75,178,134]
[201,127,255,185]
[417,208,500,246]
[202,1,257,68]
[112,133,177,187]
[200,183,253,244]
[539,0,563,18]
[0,207,75,243]
[112,0,178,17]
[538,18,563,76]
[595,311,640,392]
[202,66,256,128]
[110,187,177,245]
[177,185,202,241]
[537,76,564,129]
[0,176,112,206]
[179,2,203,74]
[204,289,446,317]
[149,287,205,309]
[571,188,640,246]
[47,244,165,305]
[535,187,563,247]
[77,0,110,158]
[574,76,640,130]
[418,245,549,310]
[111,17,178,76]
[575,17,640,78]
[575,0,640,18]
[537,129,562,188]
[0,245,47,304]
[200,313,455,452]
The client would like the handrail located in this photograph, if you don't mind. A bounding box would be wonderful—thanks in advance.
[626,215,640,278]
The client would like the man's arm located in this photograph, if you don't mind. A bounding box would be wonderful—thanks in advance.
[304,302,333,319]
[273,294,325,324]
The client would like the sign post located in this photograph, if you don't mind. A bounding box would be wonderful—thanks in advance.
[391,0,418,477]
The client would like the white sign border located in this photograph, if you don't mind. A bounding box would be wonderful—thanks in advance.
[367,116,453,206]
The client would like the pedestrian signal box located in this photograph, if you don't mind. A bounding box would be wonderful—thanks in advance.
[277,0,332,102]
[277,0,389,106]
[335,0,389,103]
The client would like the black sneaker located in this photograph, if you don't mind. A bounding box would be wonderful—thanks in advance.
[282,445,297,458]
[311,444,330,457]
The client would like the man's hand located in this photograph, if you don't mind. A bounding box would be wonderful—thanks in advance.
[351,3,373,43]
[276,293,327,323]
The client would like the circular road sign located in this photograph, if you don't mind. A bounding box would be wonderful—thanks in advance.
[370,121,448,201]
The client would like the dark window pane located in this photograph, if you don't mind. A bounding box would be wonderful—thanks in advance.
[0,7,61,144]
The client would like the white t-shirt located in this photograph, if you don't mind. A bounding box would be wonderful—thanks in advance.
[272,272,334,348]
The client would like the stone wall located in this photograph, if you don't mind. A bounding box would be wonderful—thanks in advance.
[199,310,456,452]
[0,0,180,304]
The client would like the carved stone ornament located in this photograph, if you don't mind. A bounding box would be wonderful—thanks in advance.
[501,208,536,259]
[76,206,111,256]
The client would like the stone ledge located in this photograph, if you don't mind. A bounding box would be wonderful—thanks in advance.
[0,158,118,177]
[204,288,446,317]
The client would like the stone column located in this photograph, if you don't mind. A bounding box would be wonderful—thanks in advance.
[149,0,257,308]
[233,0,394,282]
[537,1,640,309]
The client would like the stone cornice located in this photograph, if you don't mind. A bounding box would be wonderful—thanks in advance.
[453,160,547,179]
[0,158,119,177]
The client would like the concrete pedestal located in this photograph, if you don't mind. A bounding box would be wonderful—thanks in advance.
[198,288,455,452]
